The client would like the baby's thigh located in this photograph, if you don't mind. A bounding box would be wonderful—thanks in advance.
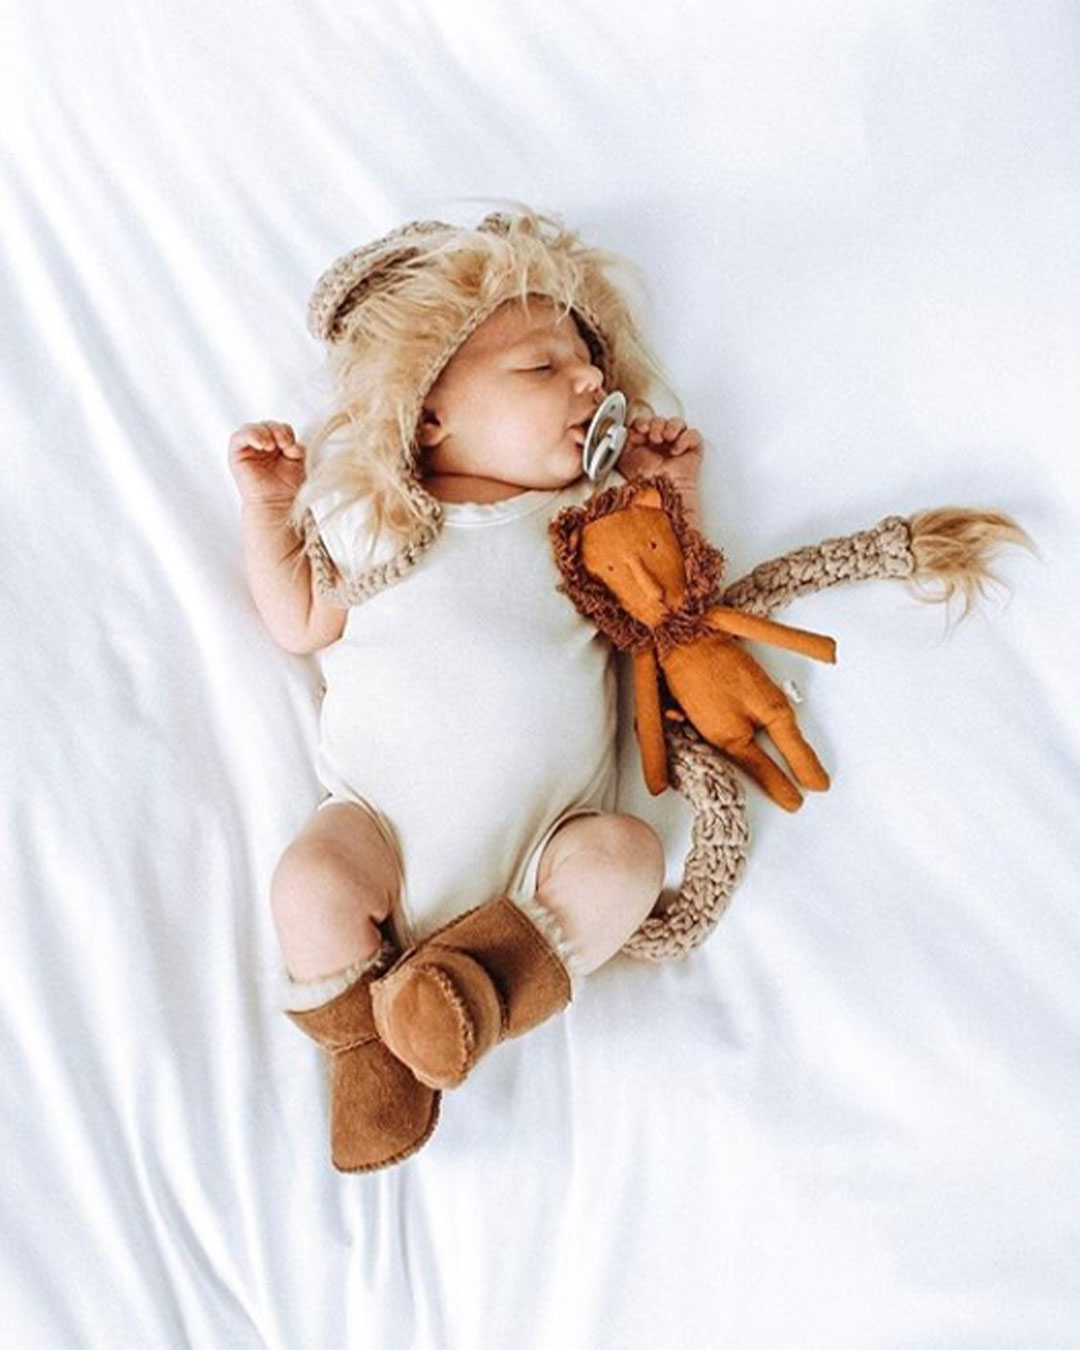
[271,800,403,982]
[274,800,401,923]
[536,811,662,892]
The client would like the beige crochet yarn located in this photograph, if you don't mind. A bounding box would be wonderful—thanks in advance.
[298,209,667,605]
[622,507,1028,961]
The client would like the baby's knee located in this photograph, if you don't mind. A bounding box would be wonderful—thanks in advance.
[537,814,665,976]
[590,813,665,885]
[271,834,390,928]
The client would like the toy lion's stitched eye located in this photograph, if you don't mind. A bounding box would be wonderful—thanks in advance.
[649,541,657,550]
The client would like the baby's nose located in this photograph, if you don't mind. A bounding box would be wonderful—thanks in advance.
[575,362,604,394]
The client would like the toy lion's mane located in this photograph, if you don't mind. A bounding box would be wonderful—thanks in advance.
[549,475,727,655]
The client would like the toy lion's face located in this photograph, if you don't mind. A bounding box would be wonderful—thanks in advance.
[580,487,689,626]
[549,475,726,651]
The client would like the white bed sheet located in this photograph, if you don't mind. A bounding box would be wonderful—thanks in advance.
[3,1,1079,1346]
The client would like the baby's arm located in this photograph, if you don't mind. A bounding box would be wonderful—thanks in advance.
[228,421,346,654]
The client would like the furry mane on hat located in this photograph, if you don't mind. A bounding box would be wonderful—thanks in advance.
[292,207,673,605]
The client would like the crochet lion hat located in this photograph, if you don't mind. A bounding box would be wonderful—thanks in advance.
[294,208,669,604]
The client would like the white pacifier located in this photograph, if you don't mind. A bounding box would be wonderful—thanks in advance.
[581,390,628,482]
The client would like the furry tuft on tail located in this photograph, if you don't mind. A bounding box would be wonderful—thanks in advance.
[906,508,1035,616]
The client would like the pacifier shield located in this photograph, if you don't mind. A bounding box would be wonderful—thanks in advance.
[582,390,628,481]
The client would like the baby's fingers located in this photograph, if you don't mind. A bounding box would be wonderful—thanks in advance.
[669,427,704,456]
[229,420,303,458]
[258,421,302,457]
[628,417,663,446]
[630,416,688,446]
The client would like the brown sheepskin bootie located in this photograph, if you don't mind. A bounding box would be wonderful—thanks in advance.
[369,898,573,1090]
[286,944,441,1172]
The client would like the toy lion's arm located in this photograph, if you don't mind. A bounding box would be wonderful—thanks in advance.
[632,648,670,795]
[719,509,1031,618]
[703,607,837,663]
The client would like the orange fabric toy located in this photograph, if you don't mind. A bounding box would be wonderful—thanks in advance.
[550,475,837,812]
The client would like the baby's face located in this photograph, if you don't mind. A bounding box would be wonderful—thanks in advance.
[418,298,605,493]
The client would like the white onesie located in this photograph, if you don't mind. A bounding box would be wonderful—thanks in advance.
[313,476,619,945]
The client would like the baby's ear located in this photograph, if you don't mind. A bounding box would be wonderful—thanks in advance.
[416,407,444,448]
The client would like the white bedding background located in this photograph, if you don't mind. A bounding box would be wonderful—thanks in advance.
[3,1,1079,1346]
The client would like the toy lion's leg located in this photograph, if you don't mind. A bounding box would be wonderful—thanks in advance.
[721,732,805,813]
[763,707,830,795]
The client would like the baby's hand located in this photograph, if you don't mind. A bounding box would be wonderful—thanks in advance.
[228,421,307,507]
[619,417,704,513]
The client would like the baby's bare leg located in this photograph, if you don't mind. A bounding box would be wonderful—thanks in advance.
[271,803,400,982]
[534,813,665,976]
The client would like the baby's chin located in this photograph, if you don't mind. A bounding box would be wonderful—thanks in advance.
[468,440,585,493]
[539,440,588,487]
[530,468,586,493]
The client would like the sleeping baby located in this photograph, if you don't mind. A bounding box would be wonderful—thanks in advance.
[228,209,703,1172]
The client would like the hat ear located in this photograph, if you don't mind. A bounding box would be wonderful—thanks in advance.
[310,247,421,341]
[477,211,513,235]
[634,486,664,510]
[306,221,451,342]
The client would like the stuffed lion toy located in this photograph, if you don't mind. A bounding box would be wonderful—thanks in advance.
[550,474,1029,962]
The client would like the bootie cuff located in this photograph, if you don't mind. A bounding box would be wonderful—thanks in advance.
[280,943,397,1014]
[511,894,586,991]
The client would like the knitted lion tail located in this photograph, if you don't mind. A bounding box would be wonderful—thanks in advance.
[906,507,1035,616]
